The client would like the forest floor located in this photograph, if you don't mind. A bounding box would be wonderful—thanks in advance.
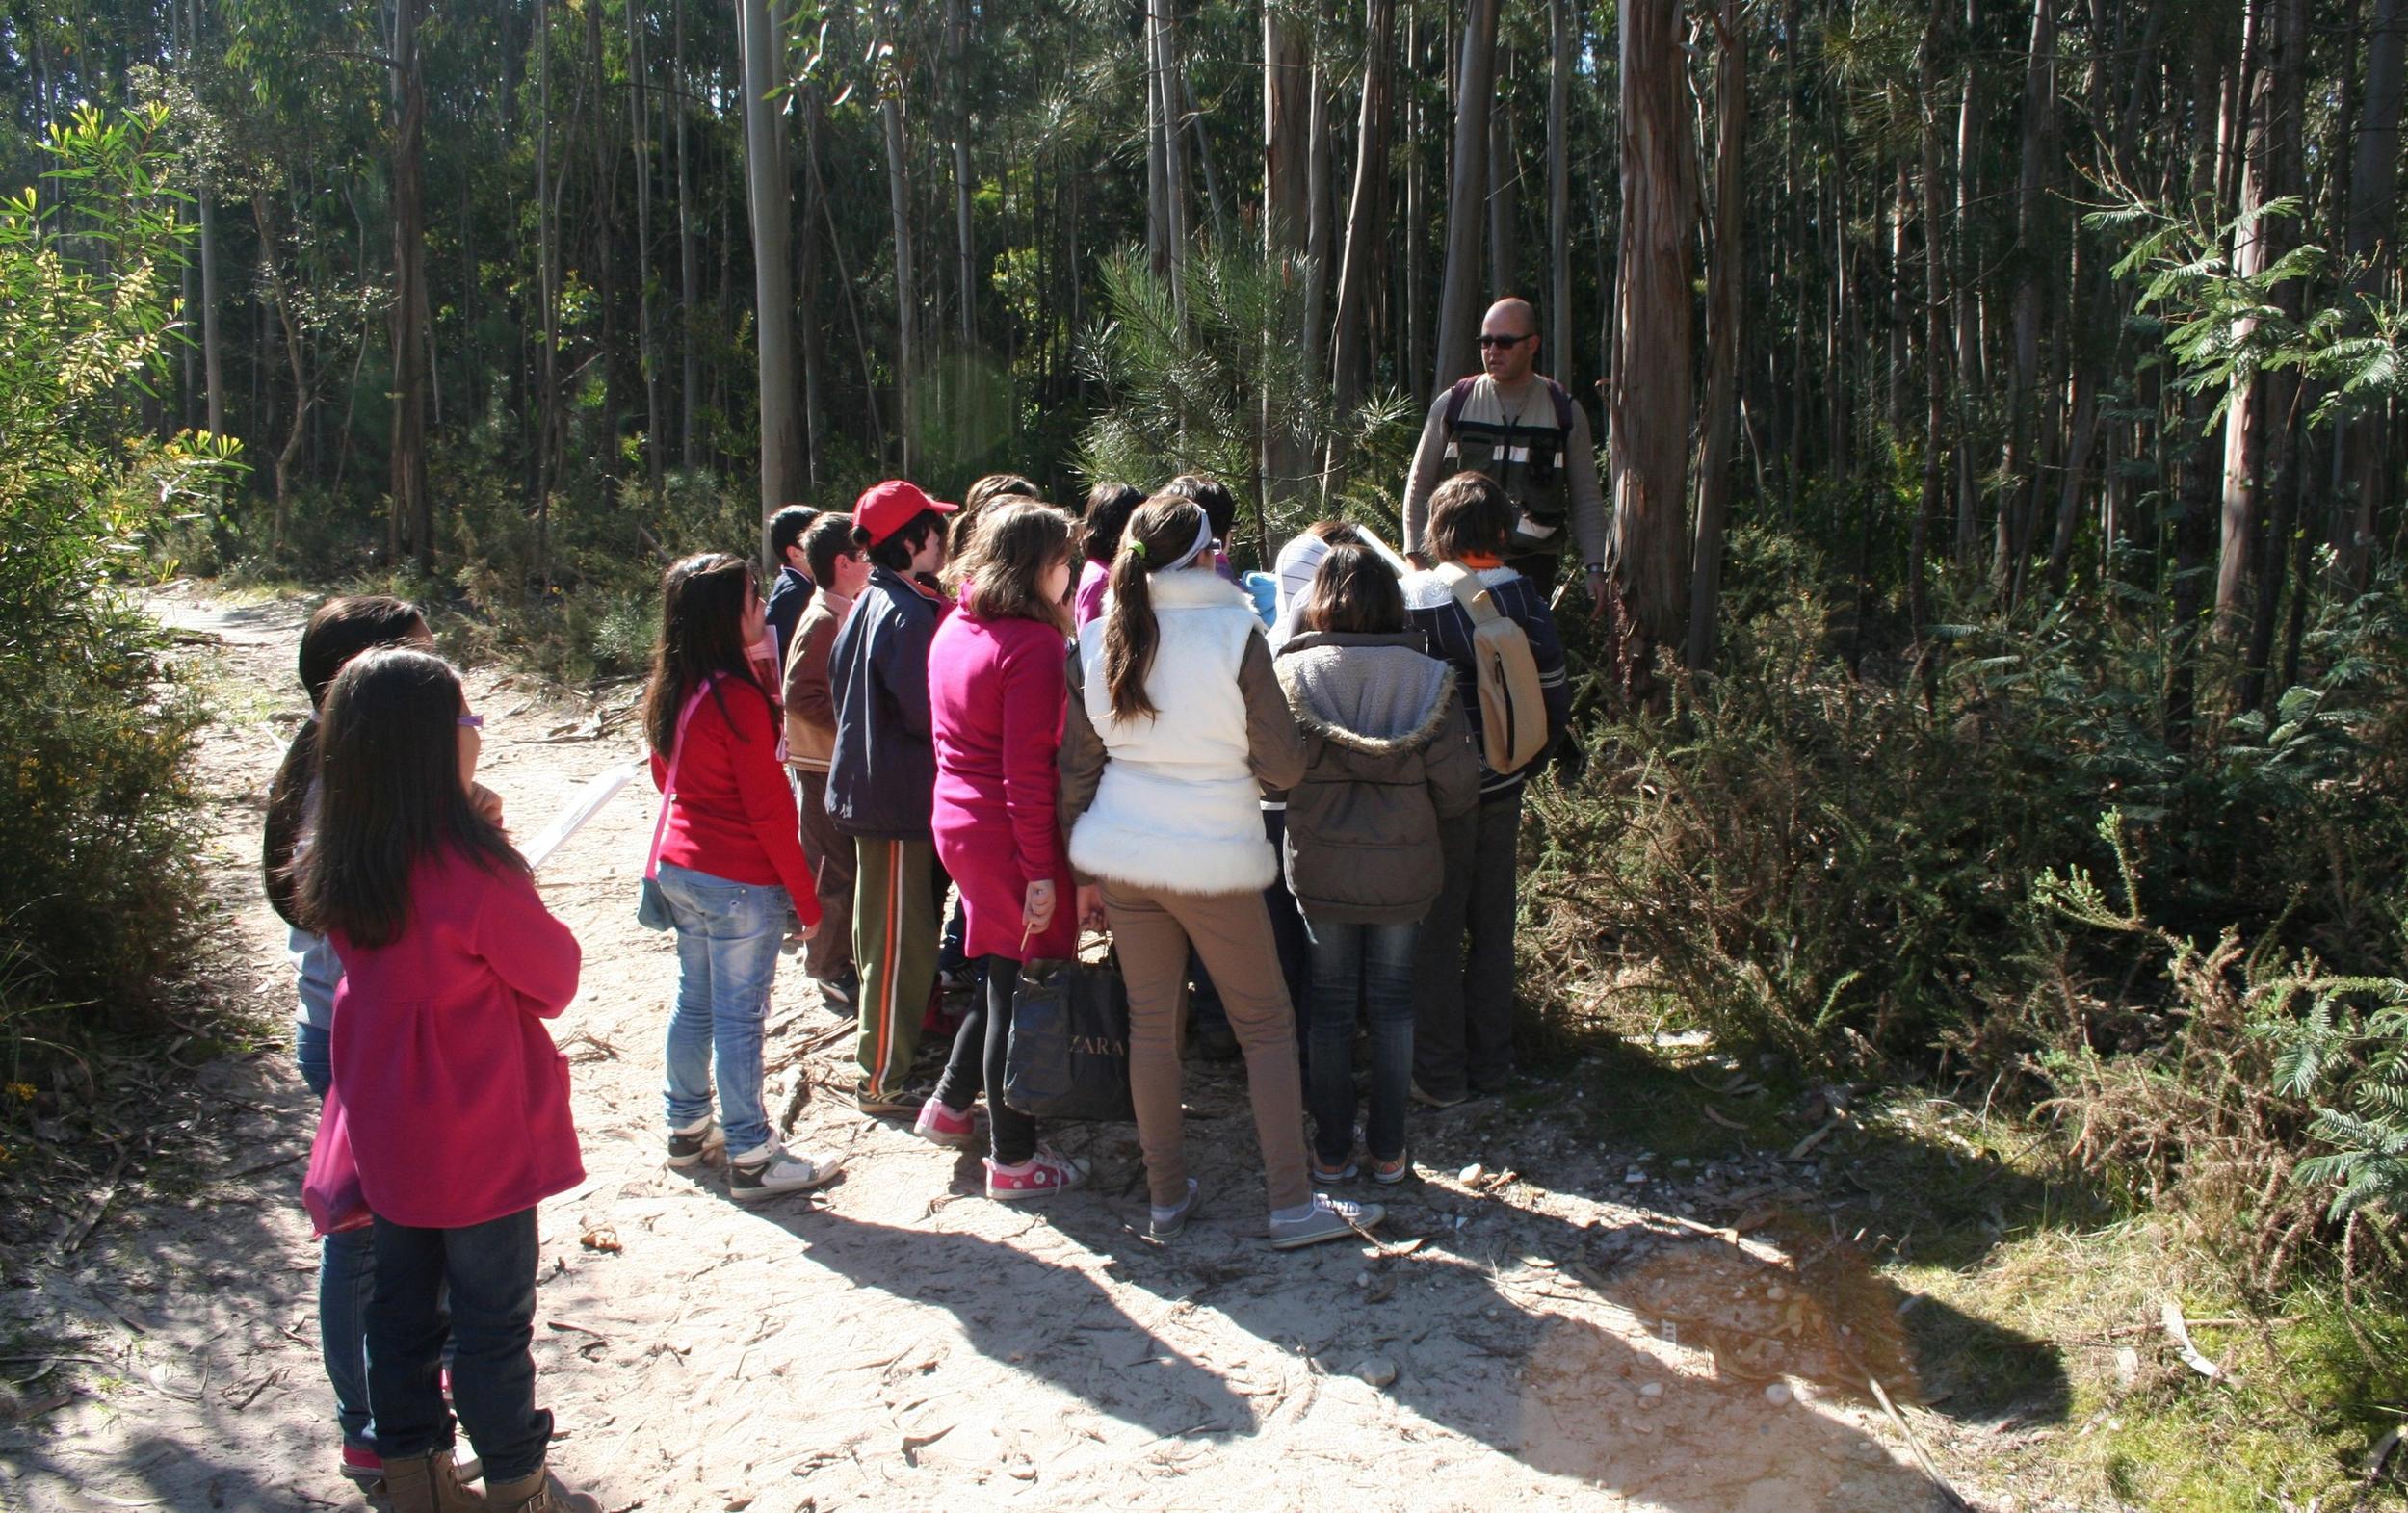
[0,584,2188,1513]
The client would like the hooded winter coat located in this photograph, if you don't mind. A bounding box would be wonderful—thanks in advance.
[1272,630,1482,924]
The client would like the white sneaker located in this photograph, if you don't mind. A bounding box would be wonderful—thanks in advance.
[1269,1193,1383,1249]
[727,1139,845,1203]
[665,1115,725,1169]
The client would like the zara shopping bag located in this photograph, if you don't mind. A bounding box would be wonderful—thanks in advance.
[1002,954,1136,1123]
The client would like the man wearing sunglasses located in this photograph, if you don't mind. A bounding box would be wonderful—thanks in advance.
[1401,298,1607,611]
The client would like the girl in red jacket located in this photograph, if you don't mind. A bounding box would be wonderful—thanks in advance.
[295,647,596,1513]
[641,552,843,1202]
[918,500,1090,1199]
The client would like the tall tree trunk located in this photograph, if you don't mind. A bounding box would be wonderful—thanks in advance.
[673,0,699,470]
[1950,0,1982,561]
[2216,0,2280,633]
[1487,48,1517,293]
[1432,0,1502,394]
[1995,0,2055,598]
[389,0,432,572]
[1263,9,1312,508]
[882,86,917,475]
[1145,2,1167,274]
[798,82,826,488]
[948,0,975,349]
[2340,0,2406,587]
[1330,0,1395,418]
[1547,0,1572,375]
[1912,0,1949,636]
[188,0,225,440]
[629,0,664,502]
[1184,69,1229,242]
[1303,56,1333,384]
[1687,0,1745,674]
[1157,0,1191,299]
[738,0,802,539]
[1612,0,1697,691]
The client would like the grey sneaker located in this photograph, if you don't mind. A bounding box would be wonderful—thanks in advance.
[727,1139,845,1203]
[665,1115,725,1169]
[1148,1178,1202,1241]
[1269,1193,1383,1250]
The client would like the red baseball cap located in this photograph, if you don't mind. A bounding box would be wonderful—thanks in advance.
[853,480,958,547]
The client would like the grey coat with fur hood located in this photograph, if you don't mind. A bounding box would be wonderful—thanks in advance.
[1273,630,1483,924]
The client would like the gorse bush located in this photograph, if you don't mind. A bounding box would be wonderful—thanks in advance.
[1525,528,2408,1079]
[0,106,235,1047]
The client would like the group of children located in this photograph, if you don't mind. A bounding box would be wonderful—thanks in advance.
[264,465,1569,1511]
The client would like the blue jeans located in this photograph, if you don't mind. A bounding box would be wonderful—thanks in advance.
[366,1209,548,1481]
[1301,917,1418,1166]
[656,860,788,1156]
[299,1021,374,1451]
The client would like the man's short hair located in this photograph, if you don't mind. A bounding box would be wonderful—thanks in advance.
[1424,472,1514,561]
[802,512,858,588]
[770,506,819,563]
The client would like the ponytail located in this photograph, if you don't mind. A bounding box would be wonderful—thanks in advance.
[1099,495,1208,722]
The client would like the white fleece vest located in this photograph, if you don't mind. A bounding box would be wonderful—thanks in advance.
[1069,571,1277,895]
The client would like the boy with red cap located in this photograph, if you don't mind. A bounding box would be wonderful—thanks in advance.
[825,481,957,1112]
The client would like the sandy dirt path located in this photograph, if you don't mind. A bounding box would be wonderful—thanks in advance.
[0,586,1976,1513]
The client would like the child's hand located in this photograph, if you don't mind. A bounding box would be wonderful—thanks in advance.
[1023,879,1057,937]
[471,782,506,829]
[787,918,819,945]
[1075,884,1106,933]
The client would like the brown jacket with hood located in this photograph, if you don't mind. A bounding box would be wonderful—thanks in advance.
[1272,629,1482,924]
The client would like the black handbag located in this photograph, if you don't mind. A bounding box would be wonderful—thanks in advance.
[1002,955,1136,1122]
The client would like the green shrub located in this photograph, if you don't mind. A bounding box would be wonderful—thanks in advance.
[0,106,236,1048]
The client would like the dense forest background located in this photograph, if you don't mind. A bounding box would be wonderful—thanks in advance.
[13,2,2408,1495]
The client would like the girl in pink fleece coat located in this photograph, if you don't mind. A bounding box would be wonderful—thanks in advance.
[919,500,1091,1201]
[295,646,598,1513]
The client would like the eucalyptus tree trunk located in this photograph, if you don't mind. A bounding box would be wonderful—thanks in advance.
[389,0,433,572]
[1431,0,1501,395]
[1156,0,1190,300]
[738,0,802,536]
[1687,0,1745,674]
[188,0,224,440]
[1330,0,1395,418]
[2216,0,2285,635]
[1487,50,1516,294]
[628,0,663,502]
[948,0,974,348]
[1994,0,2055,599]
[1547,0,1571,373]
[673,0,699,470]
[1263,8,1312,506]
[1144,4,1168,275]
[1912,0,1948,635]
[1303,58,1332,385]
[798,81,826,487]
[882,87,917,476]
[1612,0,1696,687]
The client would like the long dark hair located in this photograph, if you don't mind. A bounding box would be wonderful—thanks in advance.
[293,647,523,949]
[1100,495,1209,722]
[1080,482,1145,564]
[1296,544,1406,635]
[641,553,767,758]
[264,596,429,928]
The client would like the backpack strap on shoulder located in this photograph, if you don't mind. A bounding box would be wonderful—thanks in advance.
[1433,561,1502,625]
[1442,376,1479,430]
[1543,378,1576,435]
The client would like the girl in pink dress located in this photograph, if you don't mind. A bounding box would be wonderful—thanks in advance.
[918,500,1090,1200]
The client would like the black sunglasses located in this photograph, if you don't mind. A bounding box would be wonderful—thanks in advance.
[1477,333,1533,349]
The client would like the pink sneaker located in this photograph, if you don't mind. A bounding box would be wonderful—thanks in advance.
[984,1147,1091,1201]
[338,1442,382,1494]
[913,1097,981,1149]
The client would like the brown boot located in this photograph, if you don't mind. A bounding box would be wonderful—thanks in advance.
[381,1448,488,1512]
[482,1465,600,1513]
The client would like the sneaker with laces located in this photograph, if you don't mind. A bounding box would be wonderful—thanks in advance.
[983,1147,1089,1201]
[1309,1155,1358,1184]
[665,1115,725,1168]
[816,970,858,1015]
[851,1081,920,1116]
[727,1139,846,1202]
[1269,1193,1384,1249]
[1370,1151,1412,1185]
[913,1096,981,1149]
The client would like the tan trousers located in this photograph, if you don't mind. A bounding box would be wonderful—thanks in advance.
[1102,881,1312,1214]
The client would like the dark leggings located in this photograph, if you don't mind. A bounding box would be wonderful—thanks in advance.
[932,956,1036,1165]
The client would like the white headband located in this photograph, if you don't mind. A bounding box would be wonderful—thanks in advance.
[1163,510,1216,572]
